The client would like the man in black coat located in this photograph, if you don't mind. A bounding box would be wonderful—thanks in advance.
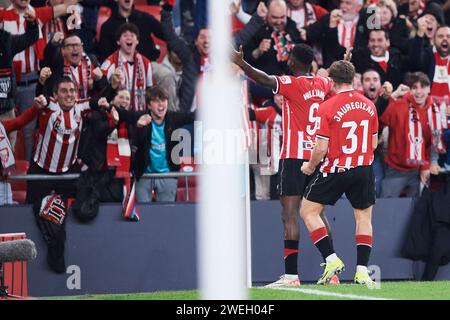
[302,0,368,67]
[243,0,302,76]
[96,0,165,62]
[351,29,406,90]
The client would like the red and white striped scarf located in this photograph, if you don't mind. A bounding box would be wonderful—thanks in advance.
[431,47,450,98]
[409,0,426,20]
[105,116,139,221]
[287,2,317,28]
[428,100,448,154]
[106,121,131,177]
[271,31,294,62]
[63,55,92,100]
[109,51,147,112]
[405,94,445,165]
[337,17,358,48]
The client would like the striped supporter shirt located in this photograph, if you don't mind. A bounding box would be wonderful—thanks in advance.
[33,98,90,173]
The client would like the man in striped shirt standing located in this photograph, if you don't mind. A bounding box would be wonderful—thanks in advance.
[26,77,89,273]
[300,60,378,287]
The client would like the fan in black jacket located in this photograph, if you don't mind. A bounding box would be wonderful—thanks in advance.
[351,29,406,90]
[303,1,369,68]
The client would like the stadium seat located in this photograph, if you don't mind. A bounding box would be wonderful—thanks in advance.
[176,186,197,202]
[178,156,197,188]
[176,157,198,201]
[10,160,29,204]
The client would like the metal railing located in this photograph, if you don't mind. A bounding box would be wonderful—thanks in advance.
[7,172,200,202]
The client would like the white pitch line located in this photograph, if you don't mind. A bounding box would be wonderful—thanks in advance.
[263,287,392,300]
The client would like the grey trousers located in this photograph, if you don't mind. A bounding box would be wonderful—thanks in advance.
[136,178,178,202]
[381,165,420,198]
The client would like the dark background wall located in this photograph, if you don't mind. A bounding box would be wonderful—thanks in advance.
[0,199,449,297]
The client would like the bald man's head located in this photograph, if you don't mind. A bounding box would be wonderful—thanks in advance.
[267,0,287,32]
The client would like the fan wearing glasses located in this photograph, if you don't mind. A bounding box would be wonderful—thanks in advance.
[38,32,107,99]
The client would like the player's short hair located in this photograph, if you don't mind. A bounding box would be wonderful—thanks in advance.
[54,77,75,93]
[405,72,430,88]
[116,23,140,41]
[328,60,355,84]
[146,86,168,104]
[290,44,314,67]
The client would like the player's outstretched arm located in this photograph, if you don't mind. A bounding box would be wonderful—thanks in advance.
[231,45,277,91]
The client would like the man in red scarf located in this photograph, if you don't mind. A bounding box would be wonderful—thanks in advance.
[41,32,107,99]
[101,23,154,112]
[409,24,450,110]
[380,72,437,198]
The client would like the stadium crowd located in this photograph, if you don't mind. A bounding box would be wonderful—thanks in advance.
[0,0,450,274]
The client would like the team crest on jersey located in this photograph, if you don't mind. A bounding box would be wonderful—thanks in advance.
[279,76,291,84]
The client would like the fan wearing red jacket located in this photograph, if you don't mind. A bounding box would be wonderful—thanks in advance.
[300,60,378,287]
[380,72,439,198]
[233,43,337,287]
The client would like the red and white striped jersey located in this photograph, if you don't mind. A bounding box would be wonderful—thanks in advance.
[101,50,153,112]
[2,5,53,77]
[316,90,378,173]
[42,17,67,44]
[33,99,90,173]
[274,75,332,160]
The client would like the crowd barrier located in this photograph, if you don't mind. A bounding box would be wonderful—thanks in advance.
[1,199,449,297]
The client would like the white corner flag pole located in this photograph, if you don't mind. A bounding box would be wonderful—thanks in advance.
[197,0,248,300]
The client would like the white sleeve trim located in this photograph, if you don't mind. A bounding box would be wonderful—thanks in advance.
[272,76,279,94]
[316,134,330,140]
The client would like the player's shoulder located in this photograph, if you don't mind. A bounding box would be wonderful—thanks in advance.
[277,75,295,85]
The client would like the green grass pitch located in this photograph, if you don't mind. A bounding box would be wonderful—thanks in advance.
[45,281,450,300]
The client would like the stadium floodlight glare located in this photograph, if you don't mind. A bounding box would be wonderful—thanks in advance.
[197,0,249,300]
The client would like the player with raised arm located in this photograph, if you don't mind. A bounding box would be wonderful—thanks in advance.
[300,60,378,287]
[232,43,338,286]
